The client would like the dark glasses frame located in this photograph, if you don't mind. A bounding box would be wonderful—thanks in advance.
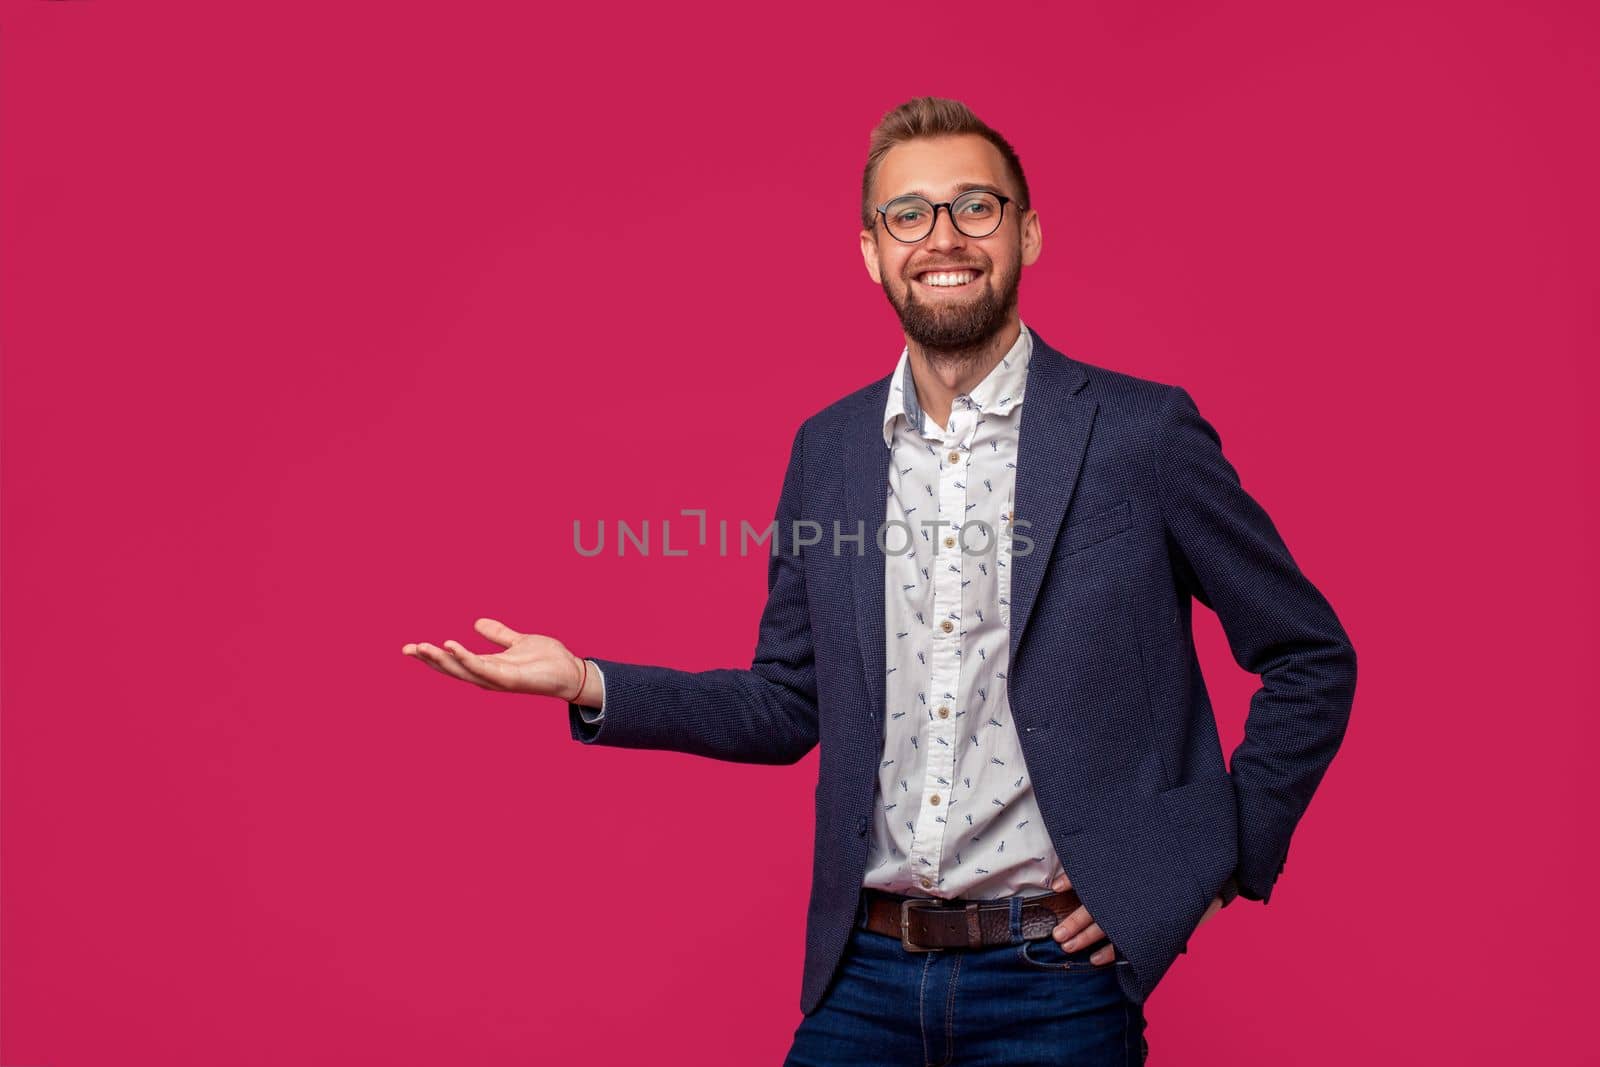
[874,190,1016,243]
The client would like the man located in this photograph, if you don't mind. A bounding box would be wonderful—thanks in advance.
[402,97,1357,1065]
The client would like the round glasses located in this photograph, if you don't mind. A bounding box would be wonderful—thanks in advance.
[875,190,1015,243]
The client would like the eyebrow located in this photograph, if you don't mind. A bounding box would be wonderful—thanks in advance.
[894,181,1005,200]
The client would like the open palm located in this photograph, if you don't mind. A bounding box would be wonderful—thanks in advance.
[401,617,582,698]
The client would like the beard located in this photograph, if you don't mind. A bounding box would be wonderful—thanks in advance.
[882,251,1022,362]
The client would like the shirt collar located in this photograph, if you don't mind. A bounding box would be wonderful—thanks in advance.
[881,321,1032,447]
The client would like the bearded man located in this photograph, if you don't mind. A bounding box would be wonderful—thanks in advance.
[404,96,1358,1066]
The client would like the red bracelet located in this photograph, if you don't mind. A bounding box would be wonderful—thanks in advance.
[569,655,589,703]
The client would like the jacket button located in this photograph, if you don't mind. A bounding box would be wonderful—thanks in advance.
[857,815,869,837]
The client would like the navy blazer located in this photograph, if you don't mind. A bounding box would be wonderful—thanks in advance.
[569,328,1357,1012]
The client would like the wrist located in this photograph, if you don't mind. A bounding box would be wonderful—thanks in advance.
[567,655,606,709]
[566,654,589,704]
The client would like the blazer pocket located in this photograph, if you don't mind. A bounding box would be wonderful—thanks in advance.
[1157,771,1236,828]
[1064,499,1133,553]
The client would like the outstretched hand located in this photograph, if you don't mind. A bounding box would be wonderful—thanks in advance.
[1049,872,1225,965]
[401,618,585,700]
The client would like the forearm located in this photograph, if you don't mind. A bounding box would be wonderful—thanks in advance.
[566,655,818,765]
[1228,625,1357,898]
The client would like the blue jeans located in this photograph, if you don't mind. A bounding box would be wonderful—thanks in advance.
[783,893,1149,1066]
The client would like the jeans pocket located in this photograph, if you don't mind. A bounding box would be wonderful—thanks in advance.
[1014,935,1127,972]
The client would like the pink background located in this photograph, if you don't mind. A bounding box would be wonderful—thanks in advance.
[4,1,1595,1063]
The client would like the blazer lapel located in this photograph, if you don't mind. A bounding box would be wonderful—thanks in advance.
[845,377,892,728]
[1008,330,1095,672]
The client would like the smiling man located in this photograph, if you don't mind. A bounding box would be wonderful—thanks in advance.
[403,97,1357,1066]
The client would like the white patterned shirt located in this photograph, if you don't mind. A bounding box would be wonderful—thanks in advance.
[579,322,1066,901]
[862,321,1066,900]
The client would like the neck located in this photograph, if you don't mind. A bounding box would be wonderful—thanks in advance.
[906,316,1022,431]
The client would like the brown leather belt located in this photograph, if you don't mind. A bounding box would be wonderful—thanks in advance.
[860,886,1083,952]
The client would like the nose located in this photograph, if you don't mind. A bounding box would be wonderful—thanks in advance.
[924,204,966,252]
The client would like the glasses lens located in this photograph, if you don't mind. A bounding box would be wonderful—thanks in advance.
[884,196,935,241]
[949,191,1004,238]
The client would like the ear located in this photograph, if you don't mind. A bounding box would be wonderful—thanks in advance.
[1019,208,1042,267]
[859,227,884,284]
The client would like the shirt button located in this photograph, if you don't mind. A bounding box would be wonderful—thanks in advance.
[940,619,955,633]
[947,450,961,463]
[937,706,950,718]
[943,535,955,548]
[929,794,941,805]
[921,875,935,889]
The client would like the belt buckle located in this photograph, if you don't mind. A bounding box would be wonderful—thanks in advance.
[900,898,940,953]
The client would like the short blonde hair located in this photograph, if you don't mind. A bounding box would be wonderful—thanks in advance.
[861,97,1032,233]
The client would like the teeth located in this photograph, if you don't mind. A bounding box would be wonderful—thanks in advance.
[922,271,976,287]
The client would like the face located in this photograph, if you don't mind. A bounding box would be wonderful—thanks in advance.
[860,133,1042,353]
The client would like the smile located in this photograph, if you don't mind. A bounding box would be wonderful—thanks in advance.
[914,270,981,289]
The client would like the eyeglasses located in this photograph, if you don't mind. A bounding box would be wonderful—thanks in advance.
[874,190,1015,243]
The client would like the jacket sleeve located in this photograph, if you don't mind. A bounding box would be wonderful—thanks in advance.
[565,420,819,765]
[1154,385,1358,904]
